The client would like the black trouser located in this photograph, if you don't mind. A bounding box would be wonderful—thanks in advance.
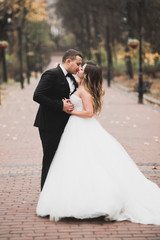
[39,128,63,190]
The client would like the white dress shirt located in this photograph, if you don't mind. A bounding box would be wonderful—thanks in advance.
[60,64,75,95]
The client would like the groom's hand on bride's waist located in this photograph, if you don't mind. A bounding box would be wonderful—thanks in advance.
[62,99,74,114]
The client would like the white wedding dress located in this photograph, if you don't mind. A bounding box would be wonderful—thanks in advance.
[36,94,160,225]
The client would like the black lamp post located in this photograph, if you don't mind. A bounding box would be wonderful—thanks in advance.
[5,7,25,89]
[17,26,24,89]
[2,9,14,84]
[25,33,30,84]
[0,1,6,104]
[138,0,143,104]
[5,9,13,32]
[122,15,133,79]
[6,7,25,89]
[0,4,13,104]
[0,7,9,84]
[94,33,101,66]
[97,33,101,60]
[1,8,14,85]
[106,24,111,87]
[0,43,7,83]
[106,13,111,87]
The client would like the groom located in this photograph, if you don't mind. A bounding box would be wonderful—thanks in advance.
[33,49,83,190]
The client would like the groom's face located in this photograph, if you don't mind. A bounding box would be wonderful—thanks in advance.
[67,56,82,74]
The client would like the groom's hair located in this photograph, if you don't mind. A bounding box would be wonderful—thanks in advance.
[62,49,83,62]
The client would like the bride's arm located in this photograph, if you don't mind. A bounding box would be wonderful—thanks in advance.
[71,90,93,118]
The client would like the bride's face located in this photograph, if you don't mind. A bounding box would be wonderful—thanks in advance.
[77,67,84,80]
[77,64,86,80]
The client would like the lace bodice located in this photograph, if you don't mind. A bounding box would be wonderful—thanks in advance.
[70,94,84,111]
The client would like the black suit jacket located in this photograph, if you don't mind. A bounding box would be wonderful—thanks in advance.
[33,65,78,131]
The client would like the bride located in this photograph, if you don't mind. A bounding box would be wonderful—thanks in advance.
[36,63,160,225]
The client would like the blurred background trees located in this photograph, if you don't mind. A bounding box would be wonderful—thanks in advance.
[0,0,160,96]
[0,0,53,87]
[54,0,160,74]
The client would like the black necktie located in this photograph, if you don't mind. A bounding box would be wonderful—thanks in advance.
[66,72,73,79]
[66,72,78,93]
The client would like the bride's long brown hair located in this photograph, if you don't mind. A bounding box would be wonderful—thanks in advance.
[83,64,104,115]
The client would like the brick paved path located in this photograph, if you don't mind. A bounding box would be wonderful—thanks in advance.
[0,56,160,240]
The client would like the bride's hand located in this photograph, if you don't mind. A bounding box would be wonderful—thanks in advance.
[62,99,74,114]
[70,110,75,115]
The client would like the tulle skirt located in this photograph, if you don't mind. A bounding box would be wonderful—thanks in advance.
[36,116,160,225]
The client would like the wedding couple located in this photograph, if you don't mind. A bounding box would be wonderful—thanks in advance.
[33,49,160,225]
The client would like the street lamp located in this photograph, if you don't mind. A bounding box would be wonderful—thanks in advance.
[0,4,13,104]
[122,15,133,79]
[25,33,30,84]
[6,7,25,89]
[4,9,13,32]
[6,8,25,89]
[96,33,101,66]
[17,26,24,89]
[0,40,8,83]
[106,14,111,87]
[138,0,143,104]
[0,6,8,84]
[0,8,14,84]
